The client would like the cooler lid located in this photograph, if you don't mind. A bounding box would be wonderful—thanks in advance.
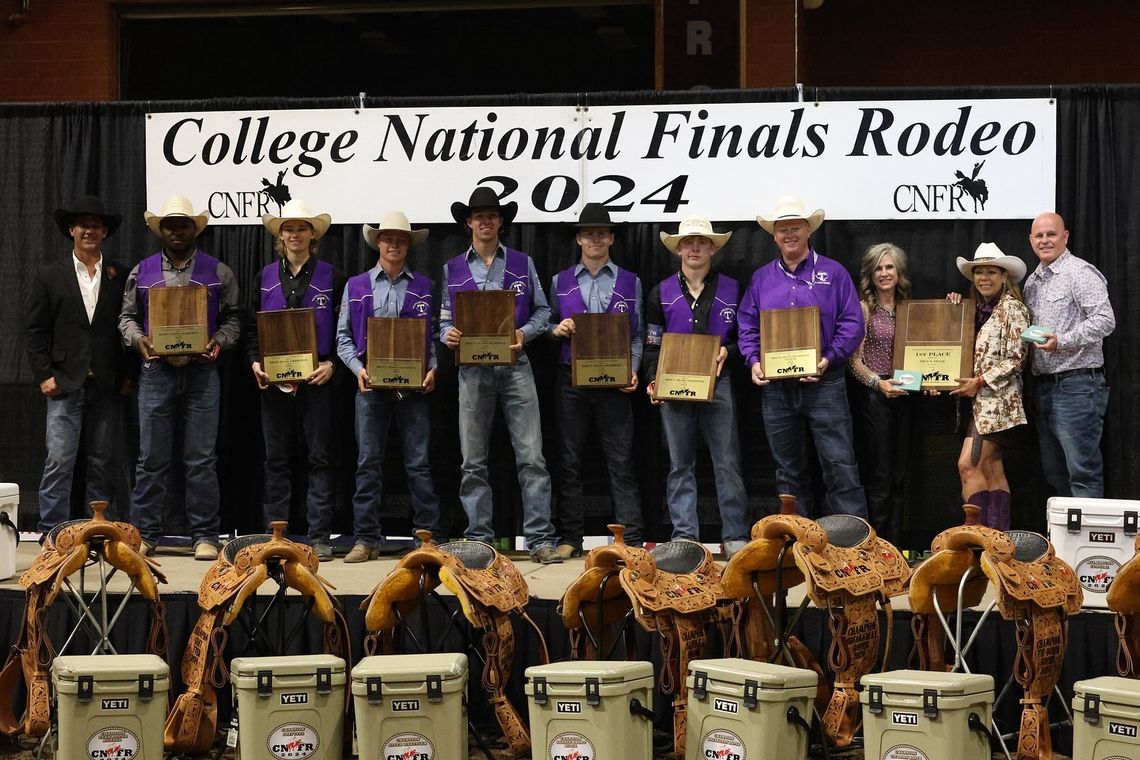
[687,658,818,690]
[53,654,169,682]
[524,660,653,683]
[1047,497,1140,521]
[352,653,467,682]
[1075,676,1140,708]
[861,670,993,696]
[231,654,346,677]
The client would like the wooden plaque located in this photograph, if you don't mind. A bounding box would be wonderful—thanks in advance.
[893,299,975,389]
[760,306,821,379]
[257,309,317,384]
[570,312,632,388]
[653,333,720,402]
[454,290,516,366]
[149,285,208,356]
[367,317,427,390]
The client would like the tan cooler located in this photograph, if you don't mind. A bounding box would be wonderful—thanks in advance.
[525,660,654,760]
[351,653,468,760]
[684,658,817,760]
[230,654,346,760]
[1073,675,1140,759]
[53,654,169,760]
[861,670,993,760]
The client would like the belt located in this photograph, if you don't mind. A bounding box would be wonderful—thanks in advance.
[1036,367,1103,384]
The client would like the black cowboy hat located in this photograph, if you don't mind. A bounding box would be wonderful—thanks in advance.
[572,202,619,228]
[53,195,122,239]
[450,186,519,228]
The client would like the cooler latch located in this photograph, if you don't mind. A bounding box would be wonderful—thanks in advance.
[257,670,273,697]
[585,678,600,706]
[366,676,383,704]
[1083,693,1101,724]
[868,685,884,715]
[692,671,708,700]
[316,667,332,695]
[743,679,758,709]
[138,674,154,700]
[533,677,548,705]
[77,675,93,702]
[923,689,939,719]
[1067,509,1081,533]
[427,674,443,703]
[1126,512,1138,536]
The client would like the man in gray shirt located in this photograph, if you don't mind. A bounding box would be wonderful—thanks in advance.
[1023,212,1115,498]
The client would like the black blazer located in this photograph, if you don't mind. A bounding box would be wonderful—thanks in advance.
[25,256,127,395]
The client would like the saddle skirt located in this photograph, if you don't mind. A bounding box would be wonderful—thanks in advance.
[559,524,653,634]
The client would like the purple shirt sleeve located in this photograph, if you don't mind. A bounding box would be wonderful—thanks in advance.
[826,266,865,366]
[738,280,762,368]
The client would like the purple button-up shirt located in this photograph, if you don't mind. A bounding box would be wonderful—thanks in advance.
[738,249,865,369]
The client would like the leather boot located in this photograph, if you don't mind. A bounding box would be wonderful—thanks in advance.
[990,490,1012,532]
[965,491,989,526]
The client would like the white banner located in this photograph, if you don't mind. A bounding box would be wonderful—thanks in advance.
[145,98,1056,225]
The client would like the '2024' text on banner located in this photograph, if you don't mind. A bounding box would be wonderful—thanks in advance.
[145,98,1056,225]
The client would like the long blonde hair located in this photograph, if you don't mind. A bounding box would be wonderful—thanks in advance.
[858,243,911,309]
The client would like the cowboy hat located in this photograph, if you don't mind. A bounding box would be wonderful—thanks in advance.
[756,195,825,235]
[262,199,332,239]
[363,210,429,250]
[450,186,518,227]
[572,203,619,228]
[144,196,209,236]
[956,242,1027,282]
[658,216,732,253]
[53,195,122,239]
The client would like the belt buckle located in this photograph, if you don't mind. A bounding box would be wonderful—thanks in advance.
[166,355,191,368]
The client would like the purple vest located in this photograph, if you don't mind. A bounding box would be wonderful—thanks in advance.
[446,248,532,329]
[555,265,637,364]
[659,273,738,343]
[259,259,336,355]
[346,269,433,358]
[137,251,222,336]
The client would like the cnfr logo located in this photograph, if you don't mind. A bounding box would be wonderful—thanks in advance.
[894,160,991,214]
[208,167,294,220]
[923,370,950,382]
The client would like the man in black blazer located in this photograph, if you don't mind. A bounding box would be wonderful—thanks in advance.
[25,196,127,534]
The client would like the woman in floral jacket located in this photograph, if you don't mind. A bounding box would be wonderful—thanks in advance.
[950,242,1030,530]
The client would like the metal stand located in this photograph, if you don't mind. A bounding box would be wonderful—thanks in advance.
[572,567,637,661]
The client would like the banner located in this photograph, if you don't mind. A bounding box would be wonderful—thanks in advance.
[145,98,1056,225]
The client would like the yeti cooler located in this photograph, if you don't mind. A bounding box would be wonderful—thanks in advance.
[230,655,346,760]
[0,483,17,580]
[525,660,654,760]
[860,670,993,760]
[684,658,817,760]
[1073,675,1140,759]
[1047,496,1140,608]
[351,653,468,760]
[53,654,169,760]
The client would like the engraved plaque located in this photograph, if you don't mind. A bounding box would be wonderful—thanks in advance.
[257,308,317,384]
[149,285,208,355]
[367,317,427,390]
[760,306,821,379]
[653,332,720,402]
[893,299,975,389]
[571,312,632,388]
[455,290,516,366]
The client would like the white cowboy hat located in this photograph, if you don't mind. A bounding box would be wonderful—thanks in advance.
[362,210,429,250]
[144,196,209,236]
[756,195,826,235]
[262,199,332,239]
[956,242,1027,282]
[658,216,732,253]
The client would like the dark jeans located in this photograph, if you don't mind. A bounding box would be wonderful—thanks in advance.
[555,367,643,548]
[857,385,914,542]
[1034,371,1109,498]
[260,382,334,542]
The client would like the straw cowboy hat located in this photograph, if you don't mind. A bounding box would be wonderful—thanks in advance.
[659,216,732,253]
[756,195,825,235]
[572,203,619,228]
[262,199,332,239]
[144,196,209,236]
[363,210,429,250]
[450,186,518,227]
[956,242,1027,282]
[53,195,122,239]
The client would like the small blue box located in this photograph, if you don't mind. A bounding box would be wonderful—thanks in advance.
[1022,325,1051,344]
[893,369,922,392]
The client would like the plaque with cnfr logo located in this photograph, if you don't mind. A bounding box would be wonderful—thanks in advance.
[760,305,821,379]
[653,333,720,402]
[149,285,208,356]
[256,308,317,384]
[893,299,975,390]
[366,317,426,390]
[454,290,516,366]
[571,312,631,388]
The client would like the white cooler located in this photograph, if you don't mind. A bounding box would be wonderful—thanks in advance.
[1046,496,1140,608]
[0,483,18,580]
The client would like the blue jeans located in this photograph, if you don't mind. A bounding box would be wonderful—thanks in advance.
[761,369,868,518]
[1034,371,1109,498]
[37,379,121,533]
[659,376,749,542]
[131,361,221,546]
[352,389,440,546]
[457,361,556,551]
[261,383,334,542]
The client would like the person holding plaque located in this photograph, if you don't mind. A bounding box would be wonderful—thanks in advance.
[119,196,241,559]
[548,203,644,558]
[439,186,562,564]
[26,196,127,534]
[247,199,344,560]
[336,210,442,562]
[949,243,1030,531]
[643,216,749,558]
[738,195,868,519]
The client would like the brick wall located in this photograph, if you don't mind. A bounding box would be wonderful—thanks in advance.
[0,0,116,102]
[743,0,797,88]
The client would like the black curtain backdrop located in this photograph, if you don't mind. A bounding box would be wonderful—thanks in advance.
[1,85,1137,548]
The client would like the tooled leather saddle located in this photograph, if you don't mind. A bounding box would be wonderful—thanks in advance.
[1108,535,1140,677]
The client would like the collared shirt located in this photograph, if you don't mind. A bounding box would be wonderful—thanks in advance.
[438,243,552,345]
[278,255,317,309]
[246,256,346,364]
[642,270,737,384]
[1023,249,1115,375]
[548,260,644,371]
[336,264,437,376]
[72,252,102,323]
